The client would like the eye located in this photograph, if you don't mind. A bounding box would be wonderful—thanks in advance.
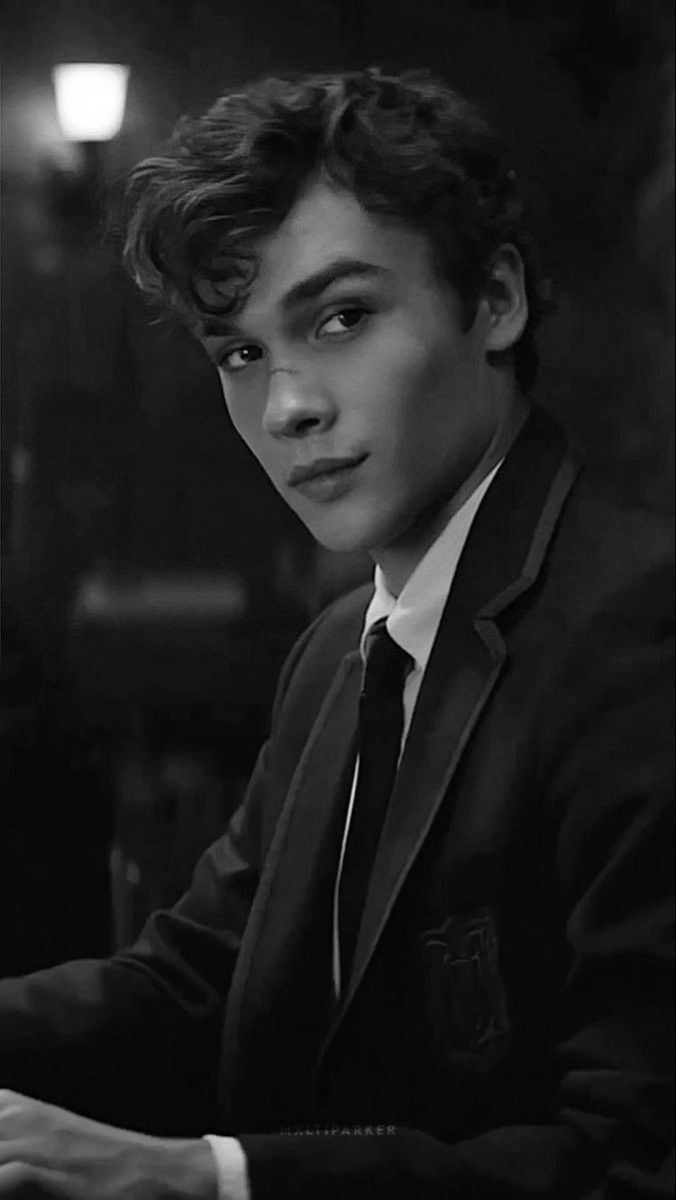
[317,307,370,338]
[219,344,264,373]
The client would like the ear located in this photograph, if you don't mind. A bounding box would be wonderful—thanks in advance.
[481,244,529,353]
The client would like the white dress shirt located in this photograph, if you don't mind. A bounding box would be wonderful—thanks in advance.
[206,461,501,1198]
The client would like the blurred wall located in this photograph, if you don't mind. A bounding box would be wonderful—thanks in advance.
[1,0,673,969]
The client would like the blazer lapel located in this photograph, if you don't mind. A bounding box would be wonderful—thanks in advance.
[330,405,582,1033]
[244,648,361,979]
[221,647,362,1119]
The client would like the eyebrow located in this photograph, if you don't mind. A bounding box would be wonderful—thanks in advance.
[279,257,388,310]
[200,258,387,340]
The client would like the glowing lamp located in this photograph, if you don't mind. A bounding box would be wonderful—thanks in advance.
[53,63,129,141]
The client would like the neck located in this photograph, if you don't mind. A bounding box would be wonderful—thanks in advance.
[374,394,529,598]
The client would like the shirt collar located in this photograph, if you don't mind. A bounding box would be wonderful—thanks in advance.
[361,462,502,671]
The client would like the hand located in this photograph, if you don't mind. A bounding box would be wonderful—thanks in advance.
[0,1089,218,1198]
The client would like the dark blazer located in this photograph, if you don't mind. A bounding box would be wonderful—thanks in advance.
[1,408,674,1198]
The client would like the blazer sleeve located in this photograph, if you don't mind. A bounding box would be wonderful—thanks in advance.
[0,750,263,1133]
[0,615,323,1136]
[238,567,675,1197]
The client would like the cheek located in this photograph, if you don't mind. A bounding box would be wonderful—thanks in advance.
[369,333,460,445]
[221,383,268,459]
[381,328,435,388]
[380,322,466,410]
[229,404,256,449]
[375,338,482,493]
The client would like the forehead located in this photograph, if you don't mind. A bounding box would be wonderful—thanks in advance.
[236,178,436,321]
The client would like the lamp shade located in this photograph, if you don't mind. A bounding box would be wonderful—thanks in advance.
[53,63,129,141]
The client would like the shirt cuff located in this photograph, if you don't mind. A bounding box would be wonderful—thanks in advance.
[203,1134,250,1200]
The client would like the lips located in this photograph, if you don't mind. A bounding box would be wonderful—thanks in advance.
[288,454,367,487]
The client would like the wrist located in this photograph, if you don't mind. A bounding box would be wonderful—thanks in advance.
[156,1137,218,1199]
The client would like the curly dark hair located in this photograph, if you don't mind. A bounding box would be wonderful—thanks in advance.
[123,67,552,392]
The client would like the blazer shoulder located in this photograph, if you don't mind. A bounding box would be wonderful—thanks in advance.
[309,581,375,653]
[271,581,373,726]
[544,466,674,621]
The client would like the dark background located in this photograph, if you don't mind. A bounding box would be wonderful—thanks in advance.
[1,0,673,974]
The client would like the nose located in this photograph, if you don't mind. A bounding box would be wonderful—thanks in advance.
[262,368,336,440]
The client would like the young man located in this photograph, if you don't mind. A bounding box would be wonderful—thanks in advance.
[0,69,673,1199]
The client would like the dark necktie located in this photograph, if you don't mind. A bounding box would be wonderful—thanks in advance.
[338,618,410,989]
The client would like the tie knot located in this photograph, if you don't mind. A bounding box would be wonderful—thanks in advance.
[362,619,410,696]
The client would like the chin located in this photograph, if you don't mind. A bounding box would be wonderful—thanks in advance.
[308,526,374,555]
[302,504,403,557]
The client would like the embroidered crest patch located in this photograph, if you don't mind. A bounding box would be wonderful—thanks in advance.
[420,906,510,1058]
